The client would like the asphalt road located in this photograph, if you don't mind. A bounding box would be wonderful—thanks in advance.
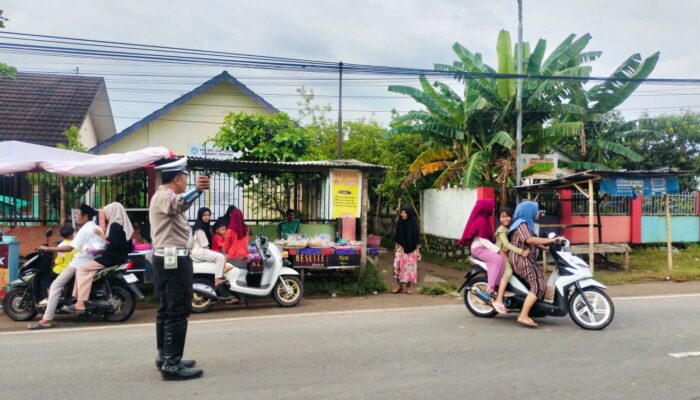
[1,294,699,400]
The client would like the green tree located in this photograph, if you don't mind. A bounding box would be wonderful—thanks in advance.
[0,10,17,77]
[57,125,88,152]
[621,111,700,190]
[212,111,309,161]
[391,30,592,204]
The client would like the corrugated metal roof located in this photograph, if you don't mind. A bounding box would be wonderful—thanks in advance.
[184,157,386,173]
[515,169,691,191]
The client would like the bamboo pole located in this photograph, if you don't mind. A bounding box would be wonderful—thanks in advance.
[59,175,66,225]
[360,171,369,276]
[588,179,595,272]
[665,194,673,275]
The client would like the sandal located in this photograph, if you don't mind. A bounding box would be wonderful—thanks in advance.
[62,304,86,315]
[226,297,239,305]
[492,302,507,314]
[28,321,54,330]
[392,286,404,294]
[517,318,538,328]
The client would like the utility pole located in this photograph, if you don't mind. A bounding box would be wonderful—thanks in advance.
[337,61,344,159]
[515,0,524,194]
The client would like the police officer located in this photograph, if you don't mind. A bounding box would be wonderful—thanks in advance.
[149,158,209,381]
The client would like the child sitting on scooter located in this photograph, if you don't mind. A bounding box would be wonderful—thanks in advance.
[493,207,530,311]
[211,221,226,253]
[39,225,77,302]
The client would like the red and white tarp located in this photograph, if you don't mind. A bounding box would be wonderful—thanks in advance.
[0,141,171,176]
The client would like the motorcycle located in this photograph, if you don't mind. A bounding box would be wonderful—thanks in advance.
[191,235,303,313]
[3,230,144,322]
[460,233,615,330]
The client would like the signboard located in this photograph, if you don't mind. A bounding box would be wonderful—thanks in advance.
[0,245,8,292]
[326,254,361,268]
[521,154,558,180]
[187,142,240,160]
[330,169,362,218]
[294,248,327,269]
[600,176,680,197]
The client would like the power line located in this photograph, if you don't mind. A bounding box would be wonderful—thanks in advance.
[3,31,700,84]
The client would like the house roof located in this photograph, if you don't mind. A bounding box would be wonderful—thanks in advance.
[91,71,280,154]
[185,157,386,173]
[0,72,108,147]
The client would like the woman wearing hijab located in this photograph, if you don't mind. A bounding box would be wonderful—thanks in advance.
[191,207,229,286]
[508,201,560,328]
[223,207,250,269]
[392,206,421,294]
[458,199,507,314]
[69,202,133,313]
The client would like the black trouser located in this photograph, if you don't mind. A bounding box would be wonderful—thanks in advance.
[153,255,193,368]
[154,255,193,321]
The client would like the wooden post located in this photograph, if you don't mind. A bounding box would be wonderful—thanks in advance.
[59,175,66,225]
[665,194,673,274]
[588,179,595,272]
[360,171,369,276]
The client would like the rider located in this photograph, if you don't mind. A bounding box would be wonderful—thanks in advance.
[508,201,560,328]
[66,202,134,314]
[458,198,507,314]
[29,204,102,329]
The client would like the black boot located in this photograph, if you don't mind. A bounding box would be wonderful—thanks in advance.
[155,319,196,370]
[160,320,203,381]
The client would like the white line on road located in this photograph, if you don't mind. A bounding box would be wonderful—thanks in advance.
[669,352,700,358]
[2,291,699,337]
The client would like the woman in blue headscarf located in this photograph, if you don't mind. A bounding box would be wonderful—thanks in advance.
[508,201,560,328]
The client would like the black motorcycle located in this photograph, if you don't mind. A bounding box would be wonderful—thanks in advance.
[3,231,144,322]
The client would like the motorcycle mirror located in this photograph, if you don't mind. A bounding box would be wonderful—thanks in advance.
[547,232,556,239]
[46,229,53,238]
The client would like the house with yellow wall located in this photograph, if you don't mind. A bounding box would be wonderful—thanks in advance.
[91,71,279,156]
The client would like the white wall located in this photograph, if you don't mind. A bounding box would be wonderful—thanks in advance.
[421,187,478,239]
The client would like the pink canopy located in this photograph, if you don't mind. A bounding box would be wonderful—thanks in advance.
[0,141,172,176]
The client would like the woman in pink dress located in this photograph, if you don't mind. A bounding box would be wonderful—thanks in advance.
[392,206,421,294]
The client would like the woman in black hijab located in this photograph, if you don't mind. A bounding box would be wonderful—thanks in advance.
[191,207,228,286]
[393,205,421,294]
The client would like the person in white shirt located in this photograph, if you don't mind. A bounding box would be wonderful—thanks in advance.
[28,204,103,329]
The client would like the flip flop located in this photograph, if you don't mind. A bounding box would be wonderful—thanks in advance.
[517,319,538,328]
[492,302,507,314]
[63,305,87,315]
[28,321,54,330]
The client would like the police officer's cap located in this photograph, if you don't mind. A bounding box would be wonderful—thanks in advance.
[155,157,189,175]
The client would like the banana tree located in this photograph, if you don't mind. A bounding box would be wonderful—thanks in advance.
[390,30,595,204]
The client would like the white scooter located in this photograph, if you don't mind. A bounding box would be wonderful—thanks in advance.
[459,233,615,330]
[191,236,303,313]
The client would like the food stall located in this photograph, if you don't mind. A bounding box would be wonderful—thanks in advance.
[184,157,386,275]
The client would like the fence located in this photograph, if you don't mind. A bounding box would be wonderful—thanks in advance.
[571,192,630,215]
[642,192,698,215]
[0,170,148,225]
[186,171,332,224]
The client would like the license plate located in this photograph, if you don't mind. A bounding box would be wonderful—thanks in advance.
[123,273,139,284]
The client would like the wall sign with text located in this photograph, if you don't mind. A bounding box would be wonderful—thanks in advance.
[330,169,362,219]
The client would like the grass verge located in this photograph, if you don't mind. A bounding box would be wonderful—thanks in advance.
[421,252,470,271]
[594,244,700,285]
[419,282,457,296]
[304,262,389,297]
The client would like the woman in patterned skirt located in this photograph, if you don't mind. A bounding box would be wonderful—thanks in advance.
[392,206,421,294]
[508,201,560,328]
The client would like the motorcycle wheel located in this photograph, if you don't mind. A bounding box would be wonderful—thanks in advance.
[272,276,303,307]
[464,275,497,318]
[2,288,38,321]
[568,287,614,330]
[191,277,215,314]
[103,285,136,322]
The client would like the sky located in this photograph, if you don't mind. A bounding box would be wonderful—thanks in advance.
[2,0,699,131]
